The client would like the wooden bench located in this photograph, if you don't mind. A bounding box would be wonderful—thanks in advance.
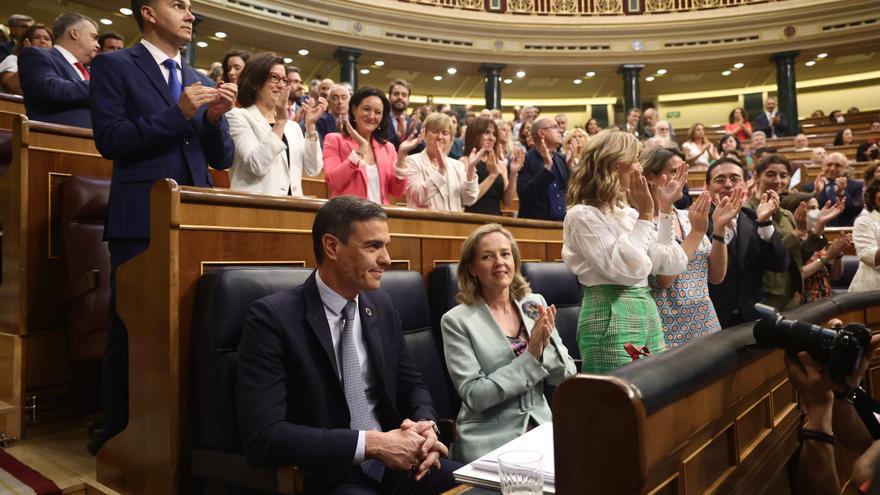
[0,92,24,115]
[96,181,564,494]
[553,292,880,494]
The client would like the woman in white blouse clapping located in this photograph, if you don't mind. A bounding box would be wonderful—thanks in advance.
[562,130,688,373]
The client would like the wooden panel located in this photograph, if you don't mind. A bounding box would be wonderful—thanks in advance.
[646,474,678,495]
[0,332,22,438]
[24,329,72,389]
[770,379,796,426]
[0,94,24,114]
[735,394,772,461]
[682,424,736,494]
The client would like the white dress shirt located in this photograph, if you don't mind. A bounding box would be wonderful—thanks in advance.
[398,150,478,211]
[315,270,380,465]
[140,39,182,88]
[53,45,85,80]
[850,209,880,292]
[562,204,688,287]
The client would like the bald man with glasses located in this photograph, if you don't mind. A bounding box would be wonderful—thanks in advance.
[517,116,568,220]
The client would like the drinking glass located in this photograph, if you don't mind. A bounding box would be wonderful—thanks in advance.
[497,450,543,495]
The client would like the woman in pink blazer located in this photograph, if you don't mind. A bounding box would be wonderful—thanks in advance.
[322,87,405,204]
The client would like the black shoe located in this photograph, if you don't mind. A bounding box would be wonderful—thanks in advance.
[86,429,112,456]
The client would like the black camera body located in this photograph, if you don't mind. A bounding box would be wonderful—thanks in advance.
[753,303,871,378]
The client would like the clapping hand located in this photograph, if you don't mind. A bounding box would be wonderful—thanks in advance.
[651,163,688,213]
[526,304,556,360]
[814,200,845,235]
[688,191,711,235]
[756,190,780,223]
[825,233,852,260]
[711,186,744,233]
[399,133,424,157]
[303,96,328,128]
[509,147,525,175]
[835,177,848,196]
[206,81,237,125]
[794,201,808,236]
[814,172,826,195]
[273,84,292,123]
[628,170,655,221]
[342,117,370,156]
[538,136,553,169]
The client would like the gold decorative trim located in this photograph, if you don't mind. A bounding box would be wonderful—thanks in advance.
[199,260,307,275]
[30,146,102,158]
[47,172,72,260]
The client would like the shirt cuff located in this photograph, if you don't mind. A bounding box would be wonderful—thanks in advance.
[353,430,366,465]
[757,224,774,242]
[347,150,363,168]
[631,219,655,251]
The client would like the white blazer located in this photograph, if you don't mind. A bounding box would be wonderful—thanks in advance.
[227,105,322,196]
[850,210,880,292]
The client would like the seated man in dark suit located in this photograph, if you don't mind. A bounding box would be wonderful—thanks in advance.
[237,196,460,495]
[17,12,98,128]
[517,116,568,220]
[87,0,236,454]
[705,158,789,327]
[800,152,864,227]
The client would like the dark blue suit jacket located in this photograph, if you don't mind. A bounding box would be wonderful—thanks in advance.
[236,272,436,488]
[754,112,789,138]
[517,148,569,220]
[18,46,91,128]
[707,207,789,328]
[89,43,234,239]
[801,178,864,227]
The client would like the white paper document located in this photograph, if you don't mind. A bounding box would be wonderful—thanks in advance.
[452,422,555,494]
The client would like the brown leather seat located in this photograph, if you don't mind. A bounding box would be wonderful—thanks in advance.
[60,175,111,361]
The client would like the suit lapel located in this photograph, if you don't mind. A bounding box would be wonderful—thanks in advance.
[304,276,341,380]
[130,43,175,107]
[50,47,80,80]
[736,211,753,268]
[358,292,387,393]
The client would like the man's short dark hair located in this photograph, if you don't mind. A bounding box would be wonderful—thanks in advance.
[705,156,745,184]
[285,66,300,76]
[387,79,411,97]
[98,31,124,48]
[753,146,777,162]
[52,12,96,40]
[312,197,388,264]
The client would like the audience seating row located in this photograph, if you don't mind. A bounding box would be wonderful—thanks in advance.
[189,261,582,493]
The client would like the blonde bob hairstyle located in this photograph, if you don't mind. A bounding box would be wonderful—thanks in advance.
[567,129,641,210]
[421,112,455,154]
[455,223,531,305]
[562,128,589,156]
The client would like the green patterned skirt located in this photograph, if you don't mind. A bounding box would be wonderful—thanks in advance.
[577,285,665,374]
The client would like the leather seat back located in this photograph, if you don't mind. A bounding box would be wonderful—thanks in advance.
[60,175,111,360]
[832,254,860,295]
[521,262,583,361]
[379,270,458,421]
[192,266,314,453]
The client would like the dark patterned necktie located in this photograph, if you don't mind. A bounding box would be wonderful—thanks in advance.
[341,300,384,482]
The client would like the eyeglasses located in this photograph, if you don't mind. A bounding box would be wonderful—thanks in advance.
[267,73,291,87]
[711,175,744,185]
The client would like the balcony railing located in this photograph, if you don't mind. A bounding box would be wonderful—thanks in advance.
[397,0,776,15]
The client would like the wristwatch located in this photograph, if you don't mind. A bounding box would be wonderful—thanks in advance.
[305,131,318,139]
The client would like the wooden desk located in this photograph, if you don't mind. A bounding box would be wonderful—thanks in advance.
[98,181,563,495]
[0,92,24,115]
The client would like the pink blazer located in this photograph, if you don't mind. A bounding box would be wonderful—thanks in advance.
[322,132,405,204]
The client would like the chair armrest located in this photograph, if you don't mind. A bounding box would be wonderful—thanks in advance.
[190,448,302,494]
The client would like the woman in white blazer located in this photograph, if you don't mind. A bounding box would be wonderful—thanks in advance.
[441,224,577,463]
[850,178,880,291]
[397,112,479,211]
[227,52,327,196]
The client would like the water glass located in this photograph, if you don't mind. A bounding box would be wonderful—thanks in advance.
[497,450,543,495]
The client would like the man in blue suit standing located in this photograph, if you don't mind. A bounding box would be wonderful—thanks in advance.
[87,0,236,453]
[517,116,568,220]
[17,12,98,128]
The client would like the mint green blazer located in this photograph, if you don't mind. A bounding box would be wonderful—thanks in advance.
[440,292,577,463]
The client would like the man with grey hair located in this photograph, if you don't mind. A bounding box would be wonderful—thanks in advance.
[315,83,350,143]
[318,77,334,99]
[513,105,539,138]
[801,151,864,226]
[642,108,677,139]
[651,120,677,148]
[554,113,568,133]
[518,116,568,220]
[793,133,810,151]
[17,12,98,127]
[0,14,34,61]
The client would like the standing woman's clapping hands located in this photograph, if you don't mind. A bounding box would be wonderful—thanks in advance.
[628,169,655,221]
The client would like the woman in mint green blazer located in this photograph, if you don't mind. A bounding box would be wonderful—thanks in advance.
[441,223,577,463]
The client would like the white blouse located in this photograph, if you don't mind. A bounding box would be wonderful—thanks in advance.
[850,209,880,292]
[562,204,688,287]
[399,150,478,212]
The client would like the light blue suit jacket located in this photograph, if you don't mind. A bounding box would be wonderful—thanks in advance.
[441,292,577,463]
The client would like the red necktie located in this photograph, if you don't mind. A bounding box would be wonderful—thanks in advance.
[74,61,90,81]
[397,115,406,140]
